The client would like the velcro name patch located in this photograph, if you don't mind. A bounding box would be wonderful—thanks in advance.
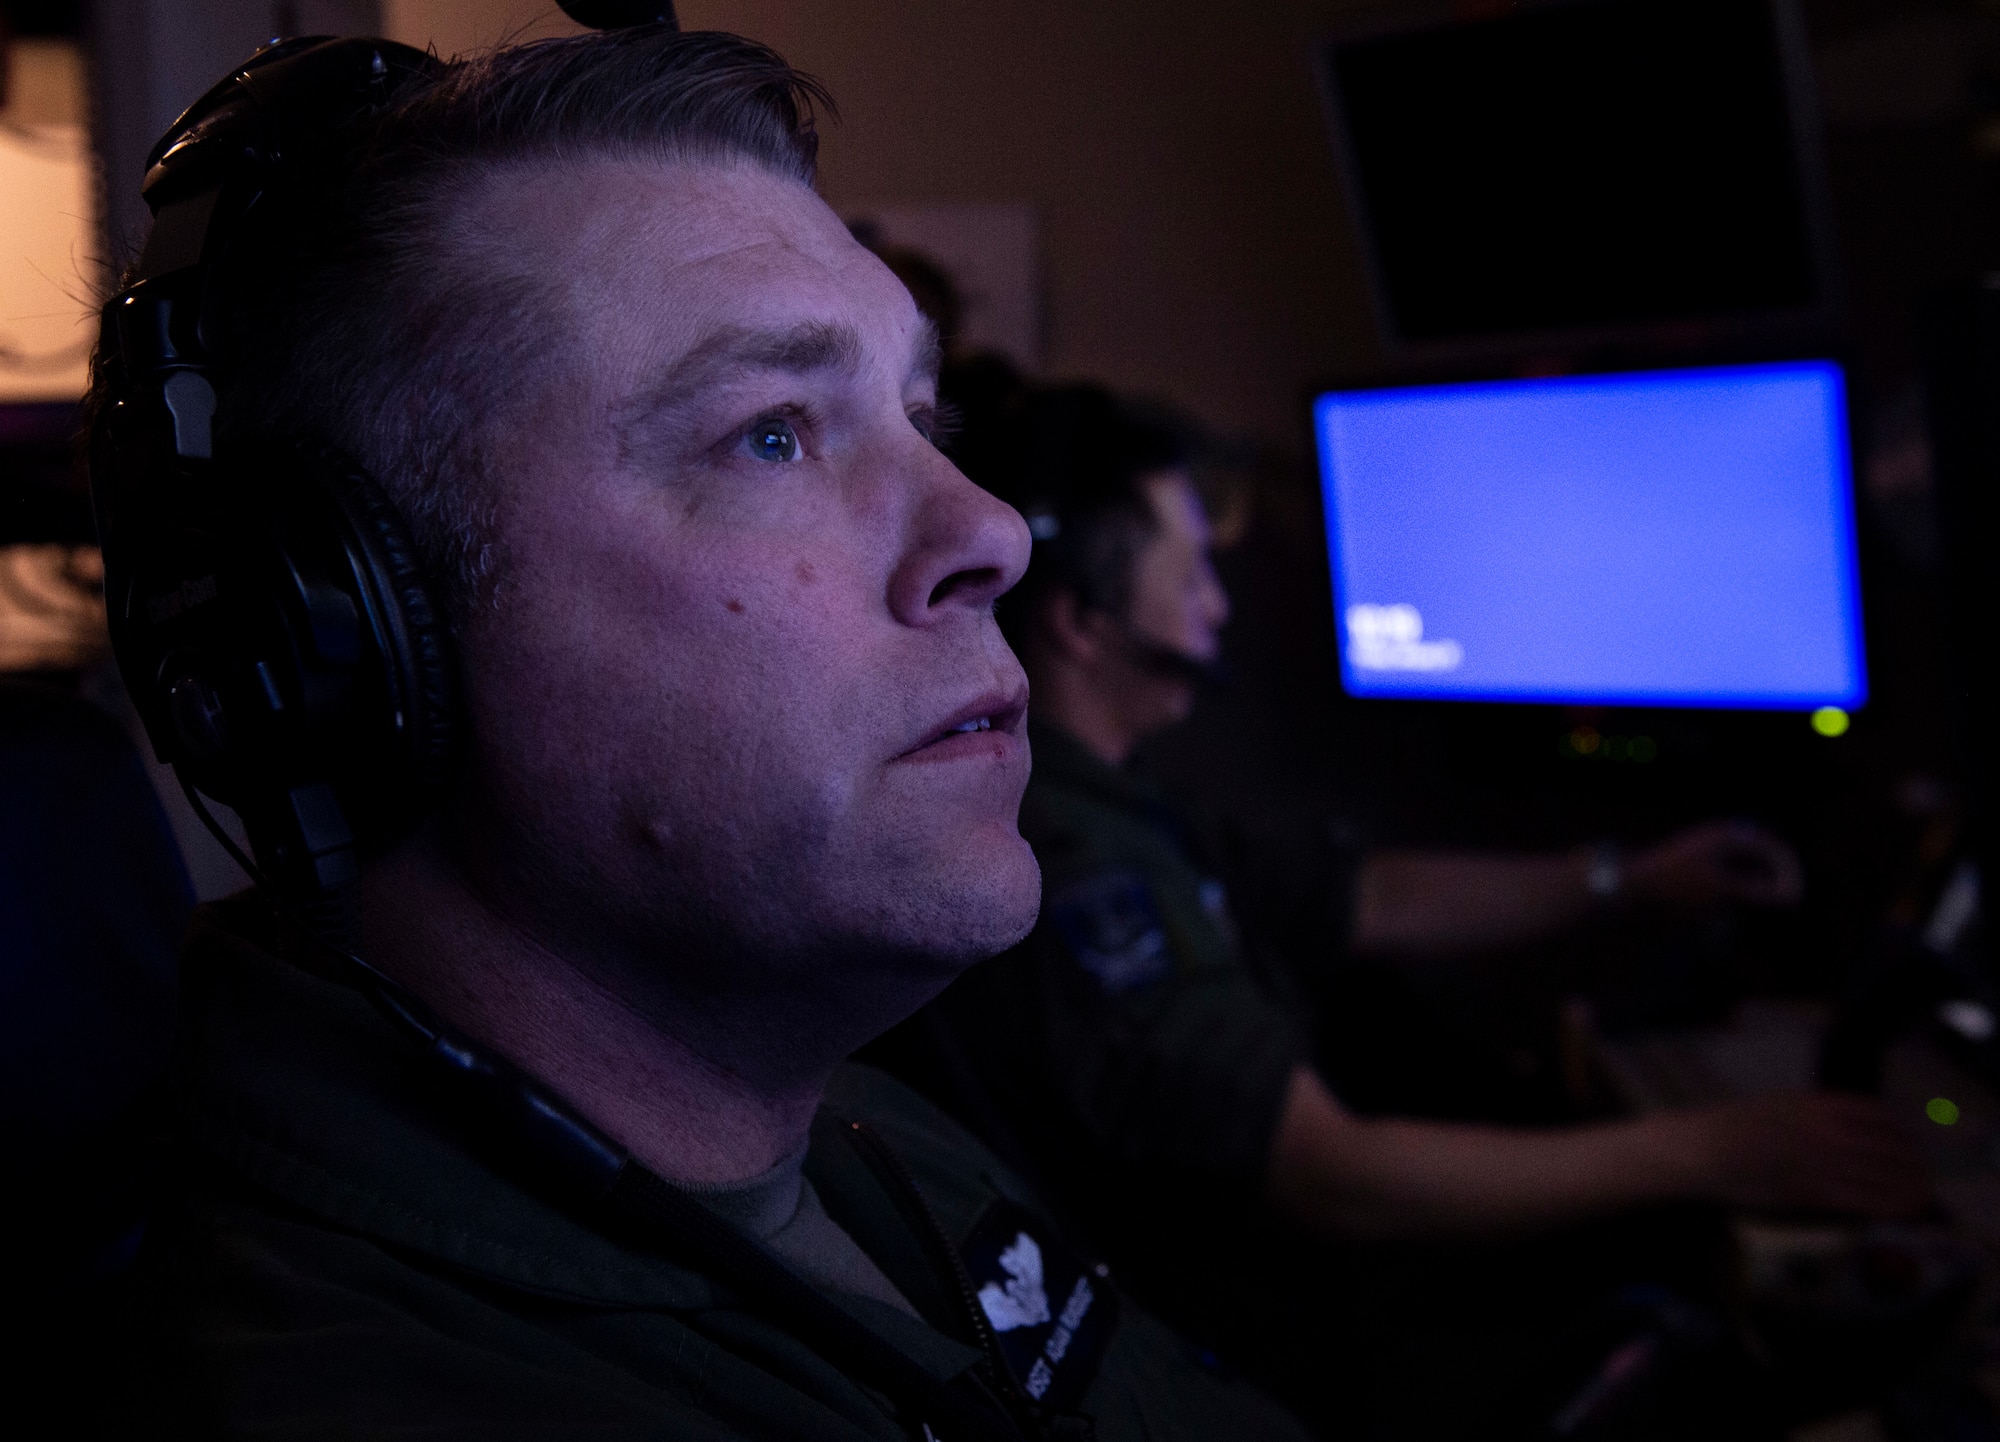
[960,1199,1117,1413]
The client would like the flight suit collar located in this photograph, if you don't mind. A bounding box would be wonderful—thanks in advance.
[1027,719,1168,816]
[1027,719,1188,842]
[174,898,985,1381]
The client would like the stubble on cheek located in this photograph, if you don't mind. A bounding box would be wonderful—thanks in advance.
[601,546,878,937]
[489,455,1021,965]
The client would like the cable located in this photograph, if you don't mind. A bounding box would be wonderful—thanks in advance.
[178,770,631,1189]
[177,774,437,1044]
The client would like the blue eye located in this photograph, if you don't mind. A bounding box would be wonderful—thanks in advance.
[748,416,801,463]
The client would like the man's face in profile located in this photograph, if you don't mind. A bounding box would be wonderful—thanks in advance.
[444,158,1039,1016]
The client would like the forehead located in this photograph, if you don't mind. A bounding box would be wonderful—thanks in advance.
[463,156,921,386]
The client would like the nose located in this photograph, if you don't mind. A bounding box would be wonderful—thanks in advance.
[887,449,1032,627]
[1200,554,1232,630]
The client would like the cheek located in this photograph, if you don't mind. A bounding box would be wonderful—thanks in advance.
[1126,561,1188,641]
[480,518,880,823]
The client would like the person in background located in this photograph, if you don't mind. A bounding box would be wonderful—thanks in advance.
[866,379,1930,1439]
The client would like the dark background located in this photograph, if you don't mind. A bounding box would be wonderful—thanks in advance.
[11,0,2000,993]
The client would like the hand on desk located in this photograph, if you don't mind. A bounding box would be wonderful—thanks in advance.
[1270,1068,1931,1239]
[1626,821,1804,911]
[1649,1092,1931,1219]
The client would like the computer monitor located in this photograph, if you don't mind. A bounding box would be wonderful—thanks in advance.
[1317,0,1836,354]
[1314,361,1866,710]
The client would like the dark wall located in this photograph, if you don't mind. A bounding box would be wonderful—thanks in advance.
[679,0,1385,448]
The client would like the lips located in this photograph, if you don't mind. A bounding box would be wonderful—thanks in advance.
[898,689,1028,761]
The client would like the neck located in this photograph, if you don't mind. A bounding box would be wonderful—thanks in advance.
[356,834,830,1186]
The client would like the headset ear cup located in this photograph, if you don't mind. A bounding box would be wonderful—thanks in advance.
[311,450,459,799]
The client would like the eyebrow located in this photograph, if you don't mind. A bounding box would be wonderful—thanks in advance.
[615,314,942,456]
[659,319,865,398]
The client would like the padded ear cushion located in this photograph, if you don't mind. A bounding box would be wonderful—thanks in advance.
[308,448,459,796]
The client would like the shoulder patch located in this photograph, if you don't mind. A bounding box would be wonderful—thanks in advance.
[961,1198,1117,1412]
[1046,869,1172,993]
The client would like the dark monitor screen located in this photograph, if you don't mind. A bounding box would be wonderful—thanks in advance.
[1323,0,1822,343]
[1314,361,1866,709]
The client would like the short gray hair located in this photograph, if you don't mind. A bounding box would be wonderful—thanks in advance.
[204,28,831,623]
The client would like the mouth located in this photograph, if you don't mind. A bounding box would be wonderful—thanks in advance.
[897,690,1029,761]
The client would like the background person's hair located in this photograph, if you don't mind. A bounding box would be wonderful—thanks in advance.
[943,371,1192,651]
[91,28,831,626]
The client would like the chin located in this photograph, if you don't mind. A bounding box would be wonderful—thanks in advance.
[951,827,1043,956]
[1158,691,1197,729]
[881,826,1042,970]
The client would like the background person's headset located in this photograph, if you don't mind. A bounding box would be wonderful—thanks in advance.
[959,379,1226,688]
[84,12,1059,1437]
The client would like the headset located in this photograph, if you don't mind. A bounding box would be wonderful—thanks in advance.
[91,30,453,932]
[81,0,698,1188]
[999,386,1228,690]
[84,0,718,1187]
[91,3,681,933]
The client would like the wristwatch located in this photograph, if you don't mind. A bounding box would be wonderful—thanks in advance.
[1585,841,1625,902]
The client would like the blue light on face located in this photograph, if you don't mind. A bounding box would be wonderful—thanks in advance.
[1313,362,1866,709]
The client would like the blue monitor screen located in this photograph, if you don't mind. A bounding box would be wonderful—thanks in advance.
[1313,361,1865,709]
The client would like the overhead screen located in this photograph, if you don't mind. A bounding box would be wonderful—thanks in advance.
[1321,0,1823,344]
[1314,362,1865,710]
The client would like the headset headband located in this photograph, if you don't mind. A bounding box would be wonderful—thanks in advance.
[100,37,442,467]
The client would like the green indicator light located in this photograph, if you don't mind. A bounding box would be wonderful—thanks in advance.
[1927,1096,1961,1126]
[1811,707,1850,738]
[1630,736,1657,762]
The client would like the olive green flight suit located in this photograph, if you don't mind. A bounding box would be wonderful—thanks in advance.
[110,896,1311,1441]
